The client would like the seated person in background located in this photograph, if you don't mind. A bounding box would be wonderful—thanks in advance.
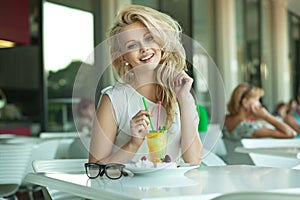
[285,109,300,134]
[298,87,300,108]
[223,82,296,140]
[272,102,288,120]
[287,99,298,114]
[76,98,94,136]
[285,89,300,134]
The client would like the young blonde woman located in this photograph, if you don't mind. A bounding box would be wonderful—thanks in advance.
[89,5,202,165]
[223,82,296,140]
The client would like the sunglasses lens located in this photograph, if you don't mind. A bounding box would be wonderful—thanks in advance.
[86,164,100,178]
[106,165,123,179]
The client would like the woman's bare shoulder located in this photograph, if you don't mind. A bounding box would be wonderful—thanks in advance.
[224,114,243,132]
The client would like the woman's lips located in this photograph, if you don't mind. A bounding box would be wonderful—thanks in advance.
[140,53,154,62]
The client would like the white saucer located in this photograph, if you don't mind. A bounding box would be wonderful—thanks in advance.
[124,163,199,176]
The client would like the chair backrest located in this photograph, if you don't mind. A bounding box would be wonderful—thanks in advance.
[68,137,90,159]
[26,139,60,174]
[39,132,79,159]
[32,159,87,200]
[0,143,33,197]
[201,148,227,166]
[39,132,79,139]
[32,159,87,173]
[200,124,227,156]
[241,138,300,168]
[223,138,254,165]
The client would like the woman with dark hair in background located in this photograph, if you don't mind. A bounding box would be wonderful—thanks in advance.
[285,87,300,134]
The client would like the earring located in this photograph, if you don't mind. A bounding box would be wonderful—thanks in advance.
[125,62,129,67]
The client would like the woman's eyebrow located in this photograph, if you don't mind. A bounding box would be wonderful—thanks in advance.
[124,40,136,45]
[143,31,151,36]
[124,31,151,45]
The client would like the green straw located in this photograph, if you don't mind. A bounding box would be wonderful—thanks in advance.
[142,96,155,131]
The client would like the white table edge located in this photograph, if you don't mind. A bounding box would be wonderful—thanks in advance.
[24,166,300,200]
[24,173,137,200]
[235,146,300,159]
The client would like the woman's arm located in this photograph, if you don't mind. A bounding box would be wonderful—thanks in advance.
[178,96,202,164]
[173,71,202,164]
[284,112,300,134]
[251,107,296,138]
[89,94,150,164]
[252,126,295,138]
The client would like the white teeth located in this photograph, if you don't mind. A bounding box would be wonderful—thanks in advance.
[141,54,153,61]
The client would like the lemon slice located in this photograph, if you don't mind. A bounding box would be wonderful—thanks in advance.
[147,131,164,138]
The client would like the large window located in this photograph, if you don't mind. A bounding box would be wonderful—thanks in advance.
[192,0,215,114]
[236,0,261,87]
[289,13,300,99]
[43,2,94,131]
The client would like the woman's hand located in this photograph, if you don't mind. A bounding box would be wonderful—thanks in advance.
[129,110,150,146]
[250,104,270,120]
[173,71,193,100]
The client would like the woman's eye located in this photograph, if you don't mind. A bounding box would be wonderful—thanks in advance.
[145,35,154,42]
[127,43,138,49]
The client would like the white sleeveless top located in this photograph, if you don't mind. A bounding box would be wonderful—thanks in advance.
[100,83,198,162]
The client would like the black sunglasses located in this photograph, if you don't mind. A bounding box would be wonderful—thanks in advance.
[84,163,128,180]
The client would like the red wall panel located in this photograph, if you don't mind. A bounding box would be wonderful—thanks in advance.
[0,0,30,45]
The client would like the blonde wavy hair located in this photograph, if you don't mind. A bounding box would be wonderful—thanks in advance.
[227,82,264,115]
[108,5,187,128]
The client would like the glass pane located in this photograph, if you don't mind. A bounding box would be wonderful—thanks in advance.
[289,14,300,99]
[43,2,94,131]
[192,0,215,111]
[236,0,261,86]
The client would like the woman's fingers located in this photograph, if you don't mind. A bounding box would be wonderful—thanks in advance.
[134,118,149,129]
[130,110,151,139]
[173,71,193,98]
[131,111,150,126]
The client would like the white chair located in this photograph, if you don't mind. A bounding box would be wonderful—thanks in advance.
[223,138,254,165]
[200,124,227,157]
[26,139,60,175]
[19,139,60,199]
[68,137,90,159]
[32,159,87,200]
[39,132,79,159]
[201,148,227,166]
[241,138,300,168]
[32,159,87,173]
[0,143,33,199]
[39,132,79,139]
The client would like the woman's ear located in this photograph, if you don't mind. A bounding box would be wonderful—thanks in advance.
[121,56,128,62]
[241,98,249,108]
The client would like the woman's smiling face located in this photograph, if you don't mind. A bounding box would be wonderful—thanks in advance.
[119,22,162,70]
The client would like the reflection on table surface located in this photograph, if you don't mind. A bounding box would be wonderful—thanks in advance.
[24,165,300,200]
[235,146,300,159]
[0,134,40,144]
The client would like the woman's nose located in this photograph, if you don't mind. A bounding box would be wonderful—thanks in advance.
[139,42,149,53]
